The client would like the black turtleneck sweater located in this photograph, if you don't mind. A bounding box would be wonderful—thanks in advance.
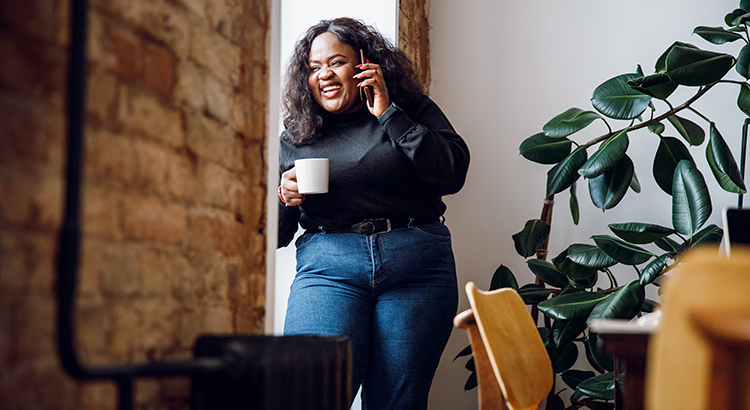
[278,95,470,248]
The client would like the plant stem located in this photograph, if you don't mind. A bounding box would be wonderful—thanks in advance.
[581,83,717,148]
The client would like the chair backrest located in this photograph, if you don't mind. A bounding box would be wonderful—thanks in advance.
[466,282,553,410]
[645,246,750,410]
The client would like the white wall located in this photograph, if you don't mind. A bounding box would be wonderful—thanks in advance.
[428,0,744,409]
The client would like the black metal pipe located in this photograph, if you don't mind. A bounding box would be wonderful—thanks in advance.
[740,118,749,209]
[58,0,232,407]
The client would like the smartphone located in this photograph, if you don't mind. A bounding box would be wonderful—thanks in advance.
[359,49,374,107]
[722,207,750,256]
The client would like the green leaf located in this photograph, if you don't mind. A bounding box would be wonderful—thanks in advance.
[573,273,599,289]
[576,372,616,401]
[550,395,565,410]
[672,160,712,237]
[562,369,596,390]
[519,133,574,165]
[591,73,652,120]
[656,42,700,73]
[553,248,599,280]
[642,298,661,313]
[538,292,609,320]
[587,332,613,372]
[587,280,646,325]
[667,115,705,146]
[588,155,635,210]
[579,130,629,178]
[551,319,589,348]
[654,236,684,255]
[512,219,551,258]
[691,224,723,248]
[648,121,666,135]
[591,235,654,265]
[517,284,557,305]
[739,45,750,80]
[741,1,750,13]
[738,83,750,117]
[527,259,569,288]
[706,123,747,194]
[550,342,579,373]
[464,371,477,391]
[641,254,669,285]
[608,222,675,244]
[727,9,747,25]
[653,136,694,195]
[543,108,602,138]
[490,264,519,291]
[547,146,589,196]
[570,183,580,225]
[586,402,616,410]
[666,46,735,86]
[630,169,642,193]
[732,11,750,26]
[627,73,678,100]
[567,244,618,268]
[693,26,745,44]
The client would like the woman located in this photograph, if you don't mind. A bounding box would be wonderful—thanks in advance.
[278,17,470,410]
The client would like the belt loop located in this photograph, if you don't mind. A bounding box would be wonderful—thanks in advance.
[318,226,327,234]
[407,217,415,227]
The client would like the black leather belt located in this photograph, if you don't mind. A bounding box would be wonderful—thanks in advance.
[308,217,437,235]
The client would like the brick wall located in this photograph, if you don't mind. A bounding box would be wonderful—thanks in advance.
[0,0,270,408]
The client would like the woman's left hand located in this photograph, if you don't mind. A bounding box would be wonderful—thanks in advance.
[354,62,390,118]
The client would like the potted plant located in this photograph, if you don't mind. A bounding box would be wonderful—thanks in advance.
[457,2,750,409]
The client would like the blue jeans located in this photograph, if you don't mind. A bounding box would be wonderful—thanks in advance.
[283,221,458,410]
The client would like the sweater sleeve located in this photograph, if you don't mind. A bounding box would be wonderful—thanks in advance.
[278,200,300,248]
[382,96,470,195]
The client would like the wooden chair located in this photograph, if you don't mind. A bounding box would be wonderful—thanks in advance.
[454,282,553,410]
[645,246,750,410]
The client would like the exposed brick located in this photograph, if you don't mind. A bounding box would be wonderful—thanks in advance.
[166,148,200,200]
[0,94,64,163]
[118,88,185,147]
[0,31,67,106]
[0,233,55,294]
[144,42,176,98]
[79,383,118,410]
[190,24,241,86]
[133,139,169,195]
[86,68,119,128]
[104,25,141,81]
[0,163,63,231]
[84,129,136,186]
[14,291,56,358]
[174,61,205,111]
[204,74,232,123]
[138,249,173,297]
[0,0,61,44]
[188,207,243,255]
[185,114,239,169]
[82,185,122,240]
[123,195,188,245]
[76,301,109,356]
[99,244,140,297]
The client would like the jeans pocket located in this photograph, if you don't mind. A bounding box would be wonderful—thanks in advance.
[295,232,319,251]
[410,221,451,242]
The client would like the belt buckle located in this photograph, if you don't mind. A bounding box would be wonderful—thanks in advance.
[373,218,391,234]
[359,218,391,235]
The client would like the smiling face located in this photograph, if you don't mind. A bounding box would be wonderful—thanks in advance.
[308,32,364,115]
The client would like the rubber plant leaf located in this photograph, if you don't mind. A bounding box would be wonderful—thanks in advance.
[512,219,551,258]
[656,42,700,73]
[572,273,598,289]
[608,222,675,244]
[640,254,669,286]
[648,121,665,135]
[517,283,557,305]
[489,264,519,291]
[665,46,735,86]
[693,26,745,44]
[591,73,652,120]
[562,369,596,391]
[579,130,629,178]
[543,108,601,138]
[588,155,635,210]
[570,183,580,225]
[738,83,750,116]
[630,169,641,193]
[706,123,747,194]
[553,248,599,280]
[654,236,684,255]
[567,243,617,268]
[550,342,578,374]
[551,319,589,348]
[591,235,654,265]
[519,132,573,164]
[731,11,750,26]
[690,224,723,249]
[667,115,705,146]
[547,145,588,196]
[527,259,570,288]
[727,9,747,26]
[537,291,609,321]
[653,136,694,195]
[741,1,750,12]
[627,72,678,100]
[587,280,646,325]
[576,372,616,401]
[587,333,613,372]
[672,160,712,238]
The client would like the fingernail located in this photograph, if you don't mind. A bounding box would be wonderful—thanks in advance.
[355,64,363,69]
[365,58,370,63]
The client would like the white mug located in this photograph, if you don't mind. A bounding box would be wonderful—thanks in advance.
[295,158,329,194]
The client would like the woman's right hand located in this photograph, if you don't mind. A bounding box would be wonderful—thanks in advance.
[280,167,306,207]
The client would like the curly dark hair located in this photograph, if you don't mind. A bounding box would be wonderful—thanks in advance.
[282,17,425,146]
